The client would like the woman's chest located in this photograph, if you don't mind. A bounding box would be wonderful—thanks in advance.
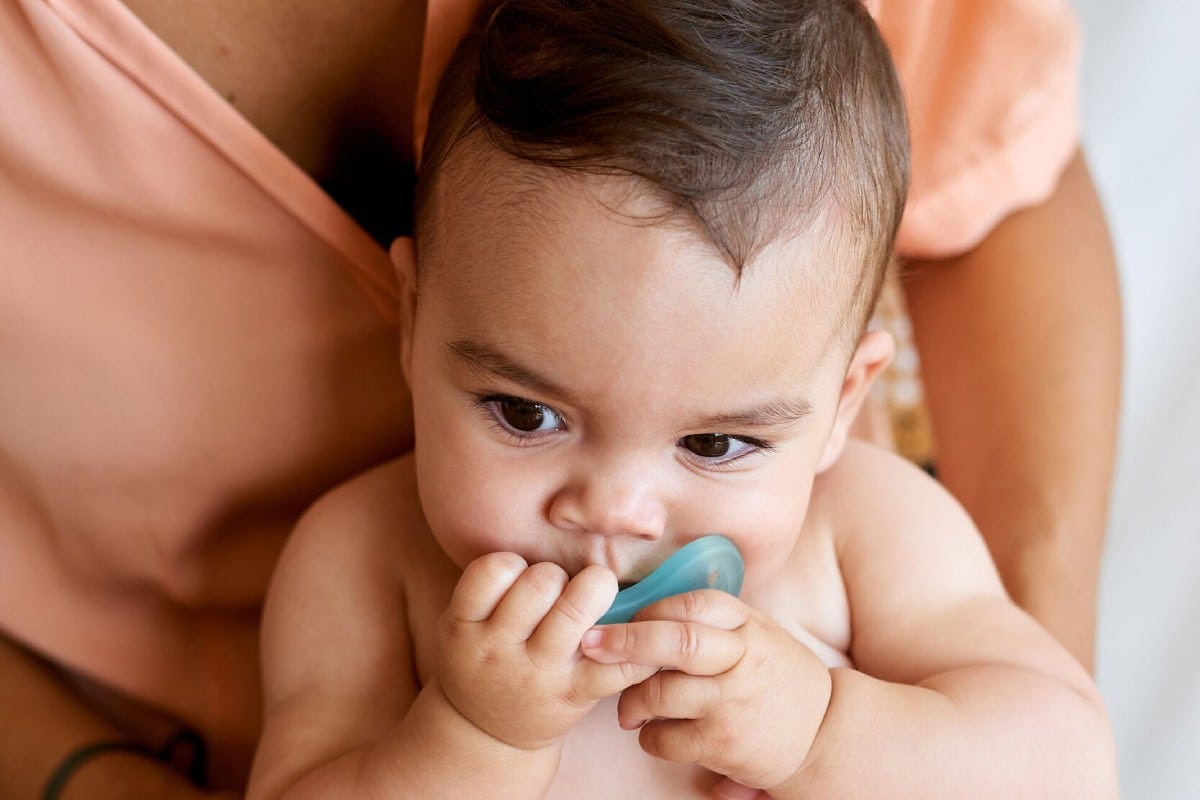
[118,0,425,207]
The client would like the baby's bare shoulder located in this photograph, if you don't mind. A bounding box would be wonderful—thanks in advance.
[265,454,434,630]
[806,440,1006,615]
[809,440,971,546]
[290,455,424,558]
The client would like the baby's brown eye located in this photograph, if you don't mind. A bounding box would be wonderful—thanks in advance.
[499,397,551,432]
[481,394,565,438]
[682,433,730,458]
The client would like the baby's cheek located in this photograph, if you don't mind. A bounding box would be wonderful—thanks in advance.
[428,478,538,567]
[431,500,519,564]
[735,540,792,591]
[725,501,811,589]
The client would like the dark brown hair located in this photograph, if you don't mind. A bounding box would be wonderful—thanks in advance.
[416,0,909,333]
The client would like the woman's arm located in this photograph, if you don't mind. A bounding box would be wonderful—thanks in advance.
[901,149,1121,671]
[0,633,229,800]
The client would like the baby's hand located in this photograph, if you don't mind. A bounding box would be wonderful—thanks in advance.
[581,590,832,794]
[435,553,659,753]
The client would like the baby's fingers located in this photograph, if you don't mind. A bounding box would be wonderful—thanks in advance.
[489,561,570,641]
[574,658,661,704]
[446,552,529,623]
[528,564,617,661]
[616,669,720,730]
[582,620,745,676]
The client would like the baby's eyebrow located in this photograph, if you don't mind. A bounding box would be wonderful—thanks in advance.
[448,338,811,430]
[447,339,579,404]
[690,397,814,431]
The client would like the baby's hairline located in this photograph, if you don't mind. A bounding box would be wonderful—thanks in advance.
[416,133,848,278]
[413,140,873,358]
[414,133,761,269]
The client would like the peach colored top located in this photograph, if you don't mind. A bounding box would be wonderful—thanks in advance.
[0,0,1080,779]
[871,0,1081,257]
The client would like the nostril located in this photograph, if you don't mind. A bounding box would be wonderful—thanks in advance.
[546,471,667,539]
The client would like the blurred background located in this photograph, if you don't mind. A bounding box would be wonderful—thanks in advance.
[1075,1,1200,797]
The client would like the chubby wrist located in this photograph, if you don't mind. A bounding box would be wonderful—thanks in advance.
[421,676,565,757]
[382,679,562,795]
[763,666,835,800]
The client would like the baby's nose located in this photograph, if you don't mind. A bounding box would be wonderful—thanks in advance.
[547,466,667,540]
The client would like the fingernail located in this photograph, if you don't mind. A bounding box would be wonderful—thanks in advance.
[581,628,603,649]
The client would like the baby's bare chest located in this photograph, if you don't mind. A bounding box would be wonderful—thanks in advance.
[547,696,724,800]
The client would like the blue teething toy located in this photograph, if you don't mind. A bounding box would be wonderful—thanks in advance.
[596,534,744,624]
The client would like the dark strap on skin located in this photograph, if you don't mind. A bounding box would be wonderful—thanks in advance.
[42,729,208,800]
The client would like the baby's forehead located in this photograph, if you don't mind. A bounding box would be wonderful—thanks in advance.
[419,139,850,289]
[418,194,854,417]
[421,166,856,360]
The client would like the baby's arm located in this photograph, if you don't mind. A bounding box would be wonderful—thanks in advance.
[246,459,651,800]
[245,461,522,799]
[789,443,1117,798]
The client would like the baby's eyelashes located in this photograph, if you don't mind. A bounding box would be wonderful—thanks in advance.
[677,433,772,469]
[476,394,568,439]
[471,392,774,470]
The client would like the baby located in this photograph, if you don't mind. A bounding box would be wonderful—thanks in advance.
[247,0,1117,798]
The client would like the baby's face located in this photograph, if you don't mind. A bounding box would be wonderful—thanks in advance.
[404,165,860,593]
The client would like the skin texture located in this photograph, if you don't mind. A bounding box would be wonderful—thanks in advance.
[903,150,1121,671]
[117,0,427,239]
[245,158,1116,799]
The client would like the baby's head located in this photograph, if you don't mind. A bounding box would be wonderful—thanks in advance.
[415,0,908,343]
[397,0,909,590]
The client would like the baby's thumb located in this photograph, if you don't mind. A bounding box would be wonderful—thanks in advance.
[710,777,767,800]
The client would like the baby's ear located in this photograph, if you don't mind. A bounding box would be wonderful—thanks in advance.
[389,237,419,387]
[816,329,894,473]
